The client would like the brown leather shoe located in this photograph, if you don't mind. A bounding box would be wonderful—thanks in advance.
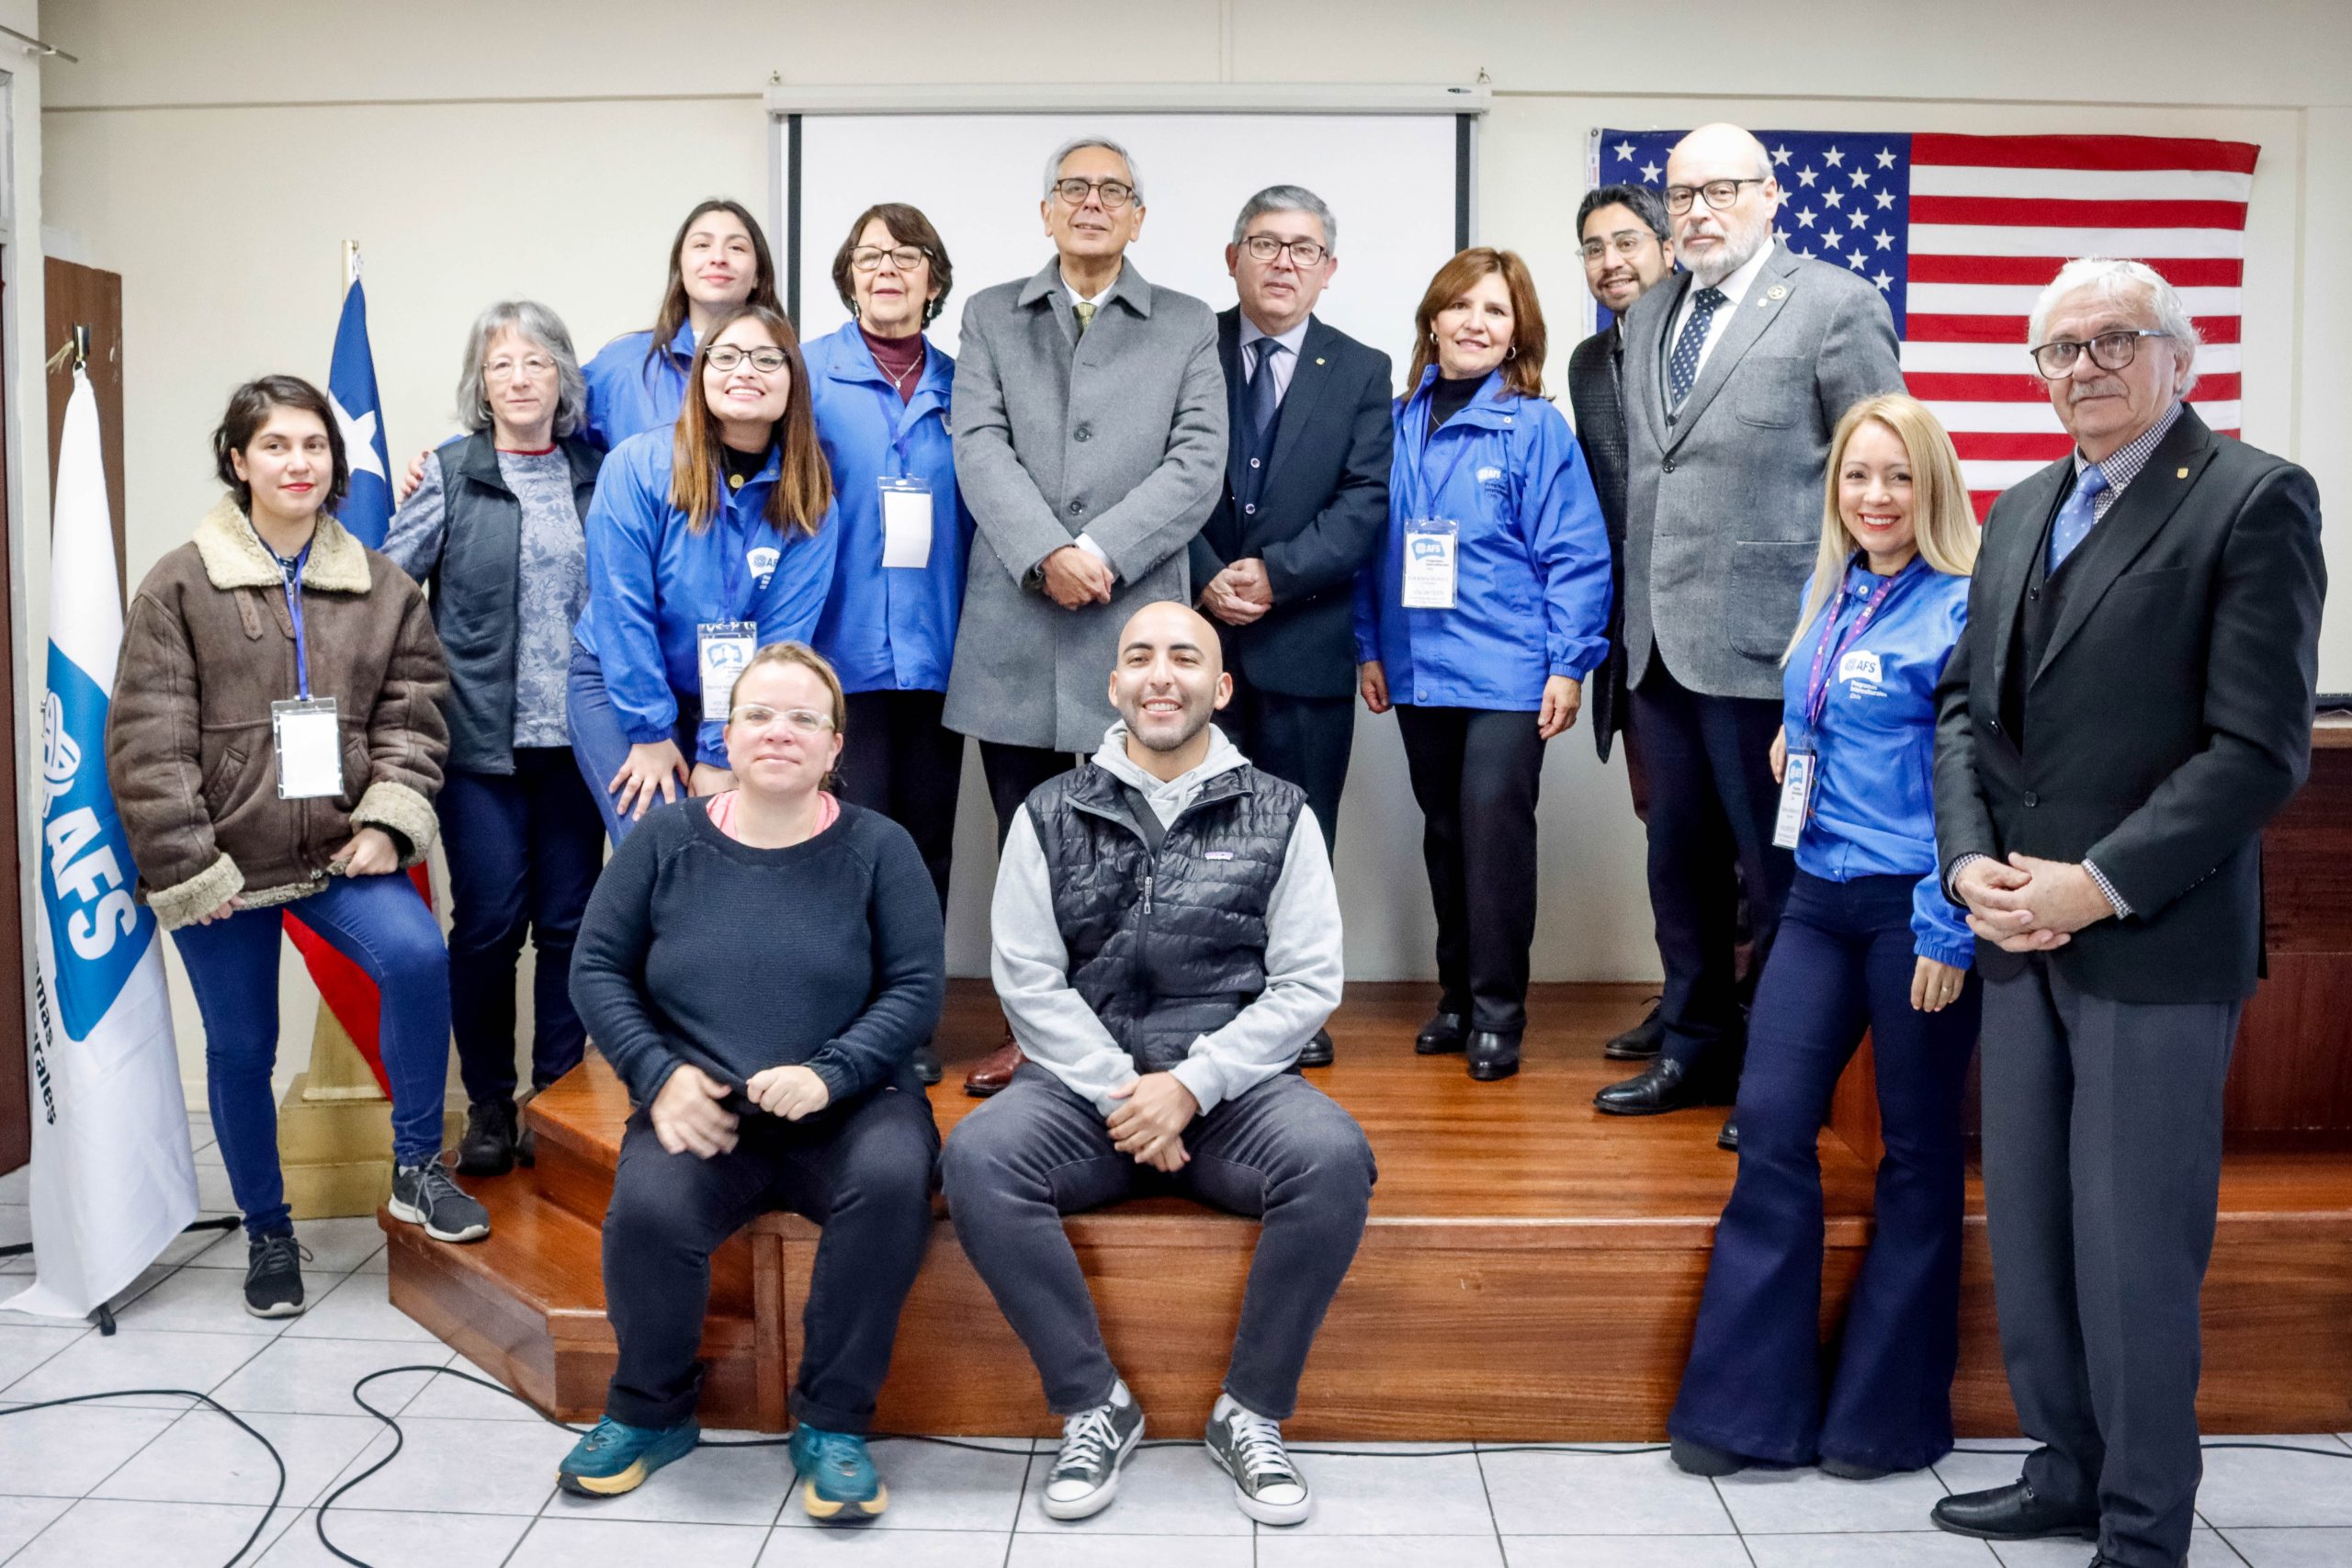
[963,1038,1025,1098]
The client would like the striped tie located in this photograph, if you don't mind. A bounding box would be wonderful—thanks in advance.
[1073,300,1096,337]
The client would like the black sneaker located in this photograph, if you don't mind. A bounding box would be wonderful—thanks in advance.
[244,1231,311,1318]
[389,1159,492,1243]
[910,1044,944,1086]
[457,1100,518,1177]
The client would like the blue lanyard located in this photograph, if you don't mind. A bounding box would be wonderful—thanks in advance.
[871,383,917,480]
[1406,382,1484,521]
[1801,561,1909,731]
[277,541,314,700]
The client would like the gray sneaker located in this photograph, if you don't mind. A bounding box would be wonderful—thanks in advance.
[389,1159,491,1243]
[1041,1381,1145,1520]
[1204,1395,1311,1526]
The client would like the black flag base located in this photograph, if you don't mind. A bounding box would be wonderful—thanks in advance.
[0,1214,243,1336]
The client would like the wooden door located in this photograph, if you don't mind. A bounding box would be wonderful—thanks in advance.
[44,259,125,595]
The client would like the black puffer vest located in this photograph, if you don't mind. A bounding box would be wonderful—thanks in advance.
[1027,760,1306,1073]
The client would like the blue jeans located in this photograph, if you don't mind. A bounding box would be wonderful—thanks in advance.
[1669,870,1982,1471]
[566,644,700,846]
[169,873,454,1238]
[439,749,605,1105]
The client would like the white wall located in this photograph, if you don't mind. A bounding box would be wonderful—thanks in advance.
[32,0,2352,1086]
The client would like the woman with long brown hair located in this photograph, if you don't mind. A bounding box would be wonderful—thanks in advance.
[568,303,839,842]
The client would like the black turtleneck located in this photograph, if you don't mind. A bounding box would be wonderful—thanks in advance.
[719,442,769,492]
[1428,373,1484,435]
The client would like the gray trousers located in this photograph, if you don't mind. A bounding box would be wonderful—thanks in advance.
[941,1064,1375,1420]
[1980,955,2239,1568]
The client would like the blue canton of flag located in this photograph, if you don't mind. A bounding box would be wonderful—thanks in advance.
[328,266,394,549]
[1590,130,1912,336]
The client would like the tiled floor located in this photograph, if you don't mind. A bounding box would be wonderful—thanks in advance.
[0,1120,2349,1566]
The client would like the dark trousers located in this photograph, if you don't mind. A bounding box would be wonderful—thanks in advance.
[1622,711,1651,826]
[1669,872,1982,1471]
[978,740,1075,850]
[941,1065,1375,1420]
[836,689,962,910]
[1980,957,2239,1568]
[1630,660,1792,1076]
[438,749,605,1106]
[1394,704,1547,1036]
[602,1085,939,1433]
[1221,674,1353,854]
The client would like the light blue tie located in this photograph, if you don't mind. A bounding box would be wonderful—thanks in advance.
[2047,461,2109,573]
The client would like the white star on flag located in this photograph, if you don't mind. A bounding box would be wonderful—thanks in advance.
[1795,208,1817,228]
[1849,209,1871,230]
[1639,160,1661,183]
[1850,169,1871,188]
[1796,165,1818,187]
[1614,141,1636,162]
[331,393,386,482]
[1822,188,1843,209]
[1875,148,1897,168]
[1771,143,1792,164]
[1872,270,1894,291]
[1874,231,1895,250]
[1874,190,1896,209]
[1848,250,1867,270]
[1823,146,1846,167]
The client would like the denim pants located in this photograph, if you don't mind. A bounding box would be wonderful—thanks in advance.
[1669,870,1982,1471]
[566,644,701,846]
[169,873,453,1238]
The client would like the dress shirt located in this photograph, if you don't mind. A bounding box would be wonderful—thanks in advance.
[1060,267,1120,571]
[1237,312,1311,405]
[1665,238,1776,398]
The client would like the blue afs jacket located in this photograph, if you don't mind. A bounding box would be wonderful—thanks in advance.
[1781,553,1973,966]
[1352,368,1612,711]
[582,322,694,452]
[575,428,839,767]
[804,321,973,694]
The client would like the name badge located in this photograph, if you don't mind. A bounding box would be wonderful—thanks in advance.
[1401,518,1459,610]
[878,477,933,570]
[697,620,757,716]
[1771,748,1815,851]
[272,698,344,800]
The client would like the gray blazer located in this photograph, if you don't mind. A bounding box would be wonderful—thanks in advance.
[1619,244,1905,701]
[945,258,1227,750]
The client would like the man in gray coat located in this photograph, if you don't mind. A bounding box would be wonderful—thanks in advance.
[1593,122,1905,1130]
[948,134,1227,1093]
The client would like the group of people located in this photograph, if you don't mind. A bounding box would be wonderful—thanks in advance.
[97,118,2322,1568]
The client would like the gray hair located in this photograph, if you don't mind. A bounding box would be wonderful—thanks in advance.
[1042,135,1142,203]
[2027,257,2200,398]
[1231,185,1338,255]
[456,299,588,437]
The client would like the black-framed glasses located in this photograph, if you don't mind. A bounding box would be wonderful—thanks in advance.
[851,244,929,274]
[1664,178,1767,215]
[1240,234,1329,267]
[705,346,788,373]
[1052,177,1135,210]
[2029,329,2171,379]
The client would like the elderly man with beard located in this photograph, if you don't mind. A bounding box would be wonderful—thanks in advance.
[942,599,1371,1530]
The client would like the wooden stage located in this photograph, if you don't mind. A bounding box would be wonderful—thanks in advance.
[382,978,2352,1441]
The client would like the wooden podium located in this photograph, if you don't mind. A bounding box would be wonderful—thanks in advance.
[277,1010,463,1219]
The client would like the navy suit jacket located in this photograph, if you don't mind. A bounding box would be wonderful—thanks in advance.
[1190,309,1393,699]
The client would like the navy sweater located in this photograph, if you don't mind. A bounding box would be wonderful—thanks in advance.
[569,797,946,1110]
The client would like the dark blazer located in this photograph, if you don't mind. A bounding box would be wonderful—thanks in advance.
[1189,309,1393,699]
[1932,406,2325,1003]
[1566,321,1630,759]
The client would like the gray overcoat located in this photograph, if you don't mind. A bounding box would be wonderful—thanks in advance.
[945,258,1227,751]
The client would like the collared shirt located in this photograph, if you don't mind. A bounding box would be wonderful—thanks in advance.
[1237,311,1311,406]
[1060,269,1115,310]
[1666,237,1776,390]
[2075,398,2185,525]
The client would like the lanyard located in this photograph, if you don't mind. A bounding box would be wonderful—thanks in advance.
[1801,561,1906,730]
[1406,381,1483,520]
[277,541,315,700]
[871,383,918,479]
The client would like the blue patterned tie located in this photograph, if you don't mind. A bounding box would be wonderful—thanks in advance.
[2046,461,2110,573]
[1667,287,1727,410]
[1247,338,1283,442]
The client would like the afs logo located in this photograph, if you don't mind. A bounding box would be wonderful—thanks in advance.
[40,655,156,1040]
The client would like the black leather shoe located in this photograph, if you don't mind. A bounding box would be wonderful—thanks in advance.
[456,1100,517,1177]
[1466,1031,1520,1082]
[1296,1028,1334,1067]
[1604,999,1665,1060]
[1930,1481,2098,1541]
[1669,1437,1747,1476]
[1716,1117,1740,1153]
[1414,1011,1468,1055]
[910,1043,944,1086]
[1594,1058,1709,1115]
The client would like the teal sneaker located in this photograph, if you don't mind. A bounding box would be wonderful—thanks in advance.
[557,1415,700,1497]
[789,1425,888,1524]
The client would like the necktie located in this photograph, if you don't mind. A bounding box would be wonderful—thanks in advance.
[1072,300,1096,337]
[1247,338,1283,441]
[2047,461,2110,573]
[1667,286,1728,410]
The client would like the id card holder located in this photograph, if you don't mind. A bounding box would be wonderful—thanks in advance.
[1772,748,1815,851]
[272,698,344,800]
[878,477,934,569]
[697,620,757,716]
[1400,518,1459,609]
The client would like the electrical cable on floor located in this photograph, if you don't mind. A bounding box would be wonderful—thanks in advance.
[0,1389,284,1564]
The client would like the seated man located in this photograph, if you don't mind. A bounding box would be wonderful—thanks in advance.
[942,600,1373,1528]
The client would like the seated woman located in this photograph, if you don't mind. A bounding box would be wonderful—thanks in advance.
[107,376,487,1321]
[561,641,945,1522]
[1667,393,1981,1479]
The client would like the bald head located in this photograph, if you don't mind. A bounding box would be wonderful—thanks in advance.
[1109,600,1232,770]
[1665,122,1781,287]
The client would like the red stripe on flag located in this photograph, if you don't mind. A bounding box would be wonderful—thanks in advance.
[1952,432,2076,462]
[1910,371,2242,404]
[1908,254,2244,288]
[1970,491,2001,522]
[1908,314,2243,345]
[1910,133,2259,175]
[1908,195,2247,230]
[282,863,435,1097]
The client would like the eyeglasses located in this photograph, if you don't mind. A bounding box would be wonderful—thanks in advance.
[728,704,833,734]
[1052,177,1136,210]
[705,346,789,373]
[1664,178,1768,215]
[1579,233,1658,262]
[851,244,929,274]
[484,355,556,382]
[1240,234,1328,267]
[2029,329,2171,379]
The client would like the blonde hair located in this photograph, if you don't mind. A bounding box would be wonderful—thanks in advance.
[1781,394,1979,665]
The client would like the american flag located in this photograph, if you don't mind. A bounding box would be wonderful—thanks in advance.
[1589,130,2259,516]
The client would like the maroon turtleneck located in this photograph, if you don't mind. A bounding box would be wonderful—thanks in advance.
[860,324,926,403]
